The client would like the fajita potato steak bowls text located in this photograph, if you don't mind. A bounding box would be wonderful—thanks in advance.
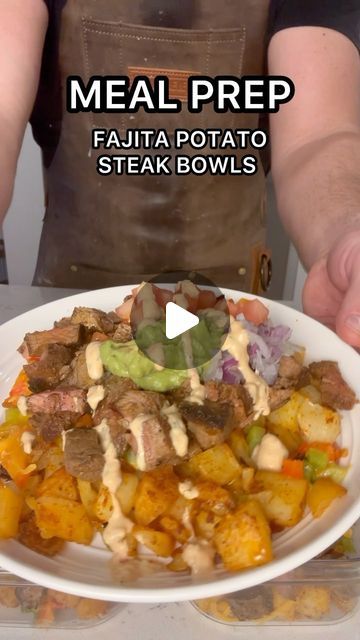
[0,283,359,603]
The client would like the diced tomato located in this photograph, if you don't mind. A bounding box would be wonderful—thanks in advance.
[282,459,304,479]
[227,299,239,317]
[298,442,344,462]
[2,370,31,408]
[239,298,269,326]
[115,297,134,321]
[197,290,217,310]
[152,286,173,309]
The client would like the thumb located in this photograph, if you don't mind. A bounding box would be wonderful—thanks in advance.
[327,230,360,347]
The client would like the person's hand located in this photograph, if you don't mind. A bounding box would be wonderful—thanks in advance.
[303,230,360,348]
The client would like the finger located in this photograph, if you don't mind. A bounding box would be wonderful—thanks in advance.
[333,253,360,347]
[302,259,342,322]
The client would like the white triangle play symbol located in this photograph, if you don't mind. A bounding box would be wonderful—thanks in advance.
[165,302,199,340]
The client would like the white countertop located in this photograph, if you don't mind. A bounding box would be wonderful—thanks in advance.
[0,284,359,640]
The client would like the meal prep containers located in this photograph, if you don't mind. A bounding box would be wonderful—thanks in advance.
[192,519,360,626]
[0,570,123,629]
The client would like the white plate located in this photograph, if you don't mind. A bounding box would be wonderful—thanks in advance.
[0,286,359,603]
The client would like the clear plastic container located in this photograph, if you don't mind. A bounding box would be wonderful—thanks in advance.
[192,520,360,626]
[0,570,123,629]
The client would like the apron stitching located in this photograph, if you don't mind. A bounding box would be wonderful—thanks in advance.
[237,26,247,76]
[81,18,95,132]
[83,26,244,45]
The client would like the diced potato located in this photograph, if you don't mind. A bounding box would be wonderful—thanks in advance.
[298,400,340,444]
[177,444,241,486]
[32,496,94,544]
[116,472,139,516]
[133,525,175,557]
[195,481,234,515]
[214,499,272,571]
[253,470,308,528]
[0,587,19,608]
[0,427,31,485]
[37,467,79,501]
[266,422,302,455]
[75,598,109,619]
[228,429,252,466]
[307,478,347,518]
[295,586,330,618]
[159,515,190,544]
[167,551,189,572]
[166,495,193,521]
[0,483,24,538]
[267,392,305,432]
[134,466,179,526]
[299,385,322,405]
[194,510,221,540]
[77,480,98,518]
[94,484,113,523]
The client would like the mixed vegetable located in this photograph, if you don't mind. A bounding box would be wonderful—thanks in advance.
[0,282,357,576]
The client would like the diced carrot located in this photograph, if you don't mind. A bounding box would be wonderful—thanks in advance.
[2,370,31,408]
[282,459,304,479]
[298,442,343,462]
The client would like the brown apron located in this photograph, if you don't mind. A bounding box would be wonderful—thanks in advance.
[33,0,271,291]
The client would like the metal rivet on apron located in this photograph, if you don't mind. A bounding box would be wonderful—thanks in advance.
[70,265,78,272]
[260,255,272,291]
[238,267,247,276]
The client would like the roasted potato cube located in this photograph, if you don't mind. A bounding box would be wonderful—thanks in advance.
[194,510,221,540]
[267,392,305,432]
[116,472,139,516]
[178,444,241,486]
[295,586,330,618]
[307,478,347,518]
[298,400,340,444]
[228,429,253,466]
[37,467,79,501]
[134,466,179,526]
[214,499,272,571]
[159,515,190,544]
[167,551,190,573]
[77,480,98,518]
[253,470,308,528]
[266,422,302,455]
[32,496,94,544]
[94,484,113,523]
[0,484,23,538]
[195,481,234,515]
[133,526,175,557]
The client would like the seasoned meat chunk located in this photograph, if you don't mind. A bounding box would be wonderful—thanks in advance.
[268,387,293,411]
[309,361,357,410]
[93,407,128,456]
[18,324,83,358]
[114,389,166,421]
[228,586,273,620]
[205,381,253,425]
[277,355,303,384]
[27,388,87,414]
[24,344,73,392]
[70,307,115,334]
[103,375,138,402]
[60,347,94,389]
[179,401,232,449]
[112,322,133,343]
[126,415,174,470]
[29,412,78,442]
[64,428,104,482]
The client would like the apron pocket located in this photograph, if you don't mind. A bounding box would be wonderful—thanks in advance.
[81,18,246,133]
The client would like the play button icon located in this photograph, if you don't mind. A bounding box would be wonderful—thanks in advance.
[130,270,230,370]
[165,302,199,340]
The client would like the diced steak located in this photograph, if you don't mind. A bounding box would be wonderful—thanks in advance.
[270,355,308,409]
[126,415,174,470]
[27,388,87,414]
[205,381,253,425]
[18,325,83,358]
[309,361,357,410]
[24,344,73,392]
[64,428,104,482]
[227,586,273,620]
[112,322,133,343]
[179,401,232,449]
[114,389,166,421]
[29,411,78,442]
[103,375,138,402]
[60,347,94,389]
[277,355,303,383]
[93,406,128,456]
[70,307,115,334]
[268,387,293,411]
